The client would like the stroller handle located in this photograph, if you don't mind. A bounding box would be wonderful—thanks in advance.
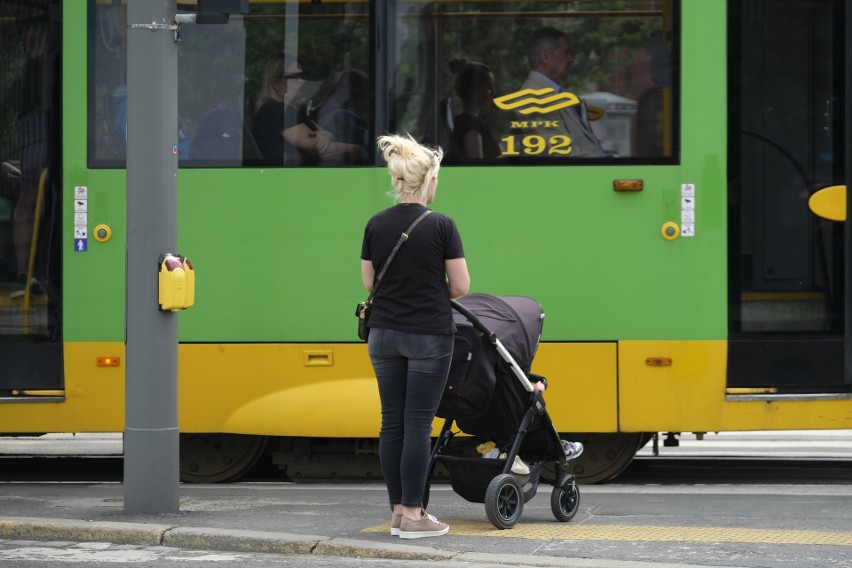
[451,299,497,344]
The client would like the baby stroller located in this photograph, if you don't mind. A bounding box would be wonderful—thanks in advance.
[425,293,580,529]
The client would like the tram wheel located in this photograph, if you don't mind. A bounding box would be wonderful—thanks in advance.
[484,474,523,529]
[179,433,268,483]
[544,433,648,484]
[572,433,648,483]
[550,480,580,521]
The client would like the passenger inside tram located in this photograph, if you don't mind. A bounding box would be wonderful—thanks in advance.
[252,52,319,166]
[252,52,363,167]
[310,69,370,166]
[447,58,501,161]
[516,26,607,158]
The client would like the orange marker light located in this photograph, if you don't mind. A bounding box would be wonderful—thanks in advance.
[97,356,121,367]
[613,179,643,191]
[645,357,672,367]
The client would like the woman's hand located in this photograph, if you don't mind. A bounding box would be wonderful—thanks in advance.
[313,130,337,154]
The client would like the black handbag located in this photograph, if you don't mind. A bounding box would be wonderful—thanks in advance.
[357,210,431,341]
[355,300,372,341]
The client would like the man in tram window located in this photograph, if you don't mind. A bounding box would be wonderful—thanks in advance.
[516,27,606,158]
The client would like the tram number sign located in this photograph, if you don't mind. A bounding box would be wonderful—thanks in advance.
[501,134,573,156]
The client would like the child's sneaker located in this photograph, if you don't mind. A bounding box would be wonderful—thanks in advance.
[562,439,584,461]
[398,512,448,539]
[390,513,403,536]
[510,455,530,475]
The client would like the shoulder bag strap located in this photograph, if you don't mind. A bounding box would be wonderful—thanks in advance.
[367,209,432,302]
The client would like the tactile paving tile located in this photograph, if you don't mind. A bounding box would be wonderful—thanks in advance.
[365,521,852,546]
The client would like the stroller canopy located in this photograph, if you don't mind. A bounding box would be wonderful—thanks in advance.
[440,293,548,441]
[453,294,544,373]
[439,294,545,421]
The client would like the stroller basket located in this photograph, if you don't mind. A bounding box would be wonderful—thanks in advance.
[437,455,543,504]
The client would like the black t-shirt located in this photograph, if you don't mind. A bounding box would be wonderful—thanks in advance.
[361,203,465,335]
[453,112,502,160]
[251,100,317,166]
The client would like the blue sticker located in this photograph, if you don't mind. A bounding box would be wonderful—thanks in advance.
[74,238,88,252]
[172,144,178,156]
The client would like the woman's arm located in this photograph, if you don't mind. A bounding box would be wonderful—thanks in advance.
[361,259,375,293]
[445,257,470,298]
[463,130,484,160]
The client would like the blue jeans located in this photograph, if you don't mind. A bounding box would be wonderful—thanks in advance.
[368,327,453,508]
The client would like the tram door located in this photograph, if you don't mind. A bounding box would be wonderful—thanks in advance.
[0,0,63,394]
[727,0,849,392]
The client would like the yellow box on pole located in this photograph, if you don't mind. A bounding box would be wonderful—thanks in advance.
[158,253,195,311]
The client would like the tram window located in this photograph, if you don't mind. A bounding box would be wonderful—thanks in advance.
[88,1,372,168]
[390,0,678,164]
[0,0,61,340]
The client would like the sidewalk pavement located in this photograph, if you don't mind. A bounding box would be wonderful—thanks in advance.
[0,481,735,568]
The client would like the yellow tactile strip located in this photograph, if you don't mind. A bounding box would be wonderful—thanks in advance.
[364,521,852,546]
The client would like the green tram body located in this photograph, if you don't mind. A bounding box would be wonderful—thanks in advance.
[1,0,849,483]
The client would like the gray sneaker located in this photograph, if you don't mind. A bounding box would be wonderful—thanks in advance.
[562,439,584,461]
[390,513,403,536]
[398,512,448,539]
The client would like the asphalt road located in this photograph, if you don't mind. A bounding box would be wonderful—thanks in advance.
[1,431,851,568]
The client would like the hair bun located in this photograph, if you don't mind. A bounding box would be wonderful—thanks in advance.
[448,58,469,75]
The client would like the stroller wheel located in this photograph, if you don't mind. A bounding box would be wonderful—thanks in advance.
[484,474,524,529]
[551,480,580,522]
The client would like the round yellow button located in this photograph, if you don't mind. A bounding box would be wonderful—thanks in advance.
[661,221,679,240]
[94,224,112,243]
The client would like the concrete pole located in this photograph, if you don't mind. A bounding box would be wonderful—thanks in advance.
[124,0,180,514]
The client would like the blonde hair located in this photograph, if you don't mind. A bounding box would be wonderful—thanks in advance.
[256,52,299,110]
[376,134,443,202]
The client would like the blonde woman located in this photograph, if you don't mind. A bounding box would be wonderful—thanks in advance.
[252,53,362,166]
[360,134,470,539]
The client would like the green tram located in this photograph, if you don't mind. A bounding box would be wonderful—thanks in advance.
[1,0,850,483]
